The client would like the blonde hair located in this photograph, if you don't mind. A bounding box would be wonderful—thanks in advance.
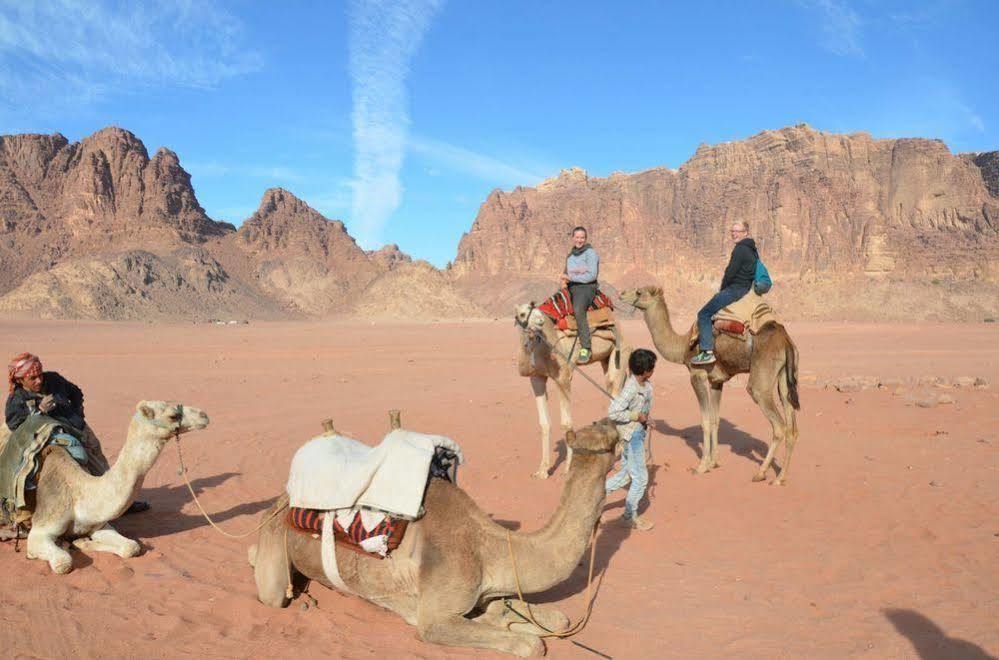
[732,220,749,233]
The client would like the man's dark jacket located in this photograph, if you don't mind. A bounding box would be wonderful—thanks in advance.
[720,238,759,291]
[4,372,85,432]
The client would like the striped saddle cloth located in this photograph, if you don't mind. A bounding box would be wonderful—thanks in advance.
[286,506,409,559]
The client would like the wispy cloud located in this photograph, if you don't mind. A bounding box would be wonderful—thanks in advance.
[187,161,306,183]
[407,135,549,187]
[802,0,865,57]
[0,0,260,112]
[347,0,444,248]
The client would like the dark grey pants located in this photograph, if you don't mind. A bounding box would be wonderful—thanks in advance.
[568,282,598,351]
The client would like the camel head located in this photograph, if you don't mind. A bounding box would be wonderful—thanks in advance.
[513,302,545,332]
[620,286,663,311]
[133,400,210,443]
[565,420,621,455]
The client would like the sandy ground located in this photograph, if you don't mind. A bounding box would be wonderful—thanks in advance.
[0,318,996,659]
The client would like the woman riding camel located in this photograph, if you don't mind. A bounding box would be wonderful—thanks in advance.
[561,226,600,364]
[5,352,149,514]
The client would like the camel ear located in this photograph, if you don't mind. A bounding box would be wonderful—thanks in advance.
[565,429,576,445]
[650,286,662,296]
[529,300,536,307]
[137,402,156,420]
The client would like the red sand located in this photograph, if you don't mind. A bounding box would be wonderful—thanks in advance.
[0,319,996,658]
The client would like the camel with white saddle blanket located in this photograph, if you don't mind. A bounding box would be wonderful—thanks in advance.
[250,419,622,657]
[514,290,630,479]
[621,286,800,484]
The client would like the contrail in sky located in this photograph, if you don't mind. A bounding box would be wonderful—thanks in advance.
[348,0,443,248]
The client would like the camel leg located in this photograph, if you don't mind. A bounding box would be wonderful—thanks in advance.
[709,382,724,468]
[419,616,545,657]
[25,526,73,574]
[71,523,140,559]
[530,376,552,480]
[254,497,293,608]
[555,378,573,476]
[747,369,786,483]
[689,370,714,474]
[771,369,798,486]
[474,599,570,636]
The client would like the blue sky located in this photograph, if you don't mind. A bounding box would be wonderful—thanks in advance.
[1,0,996,266]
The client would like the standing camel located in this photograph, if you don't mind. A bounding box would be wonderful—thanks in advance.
[250,421,622,657]
[620,286,800,484]
[514,302,629,478]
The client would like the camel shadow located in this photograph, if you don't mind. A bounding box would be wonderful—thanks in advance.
[116,472,277,539]
[884,608,996,659]
[651,417,770,467]
[490,518,522,531]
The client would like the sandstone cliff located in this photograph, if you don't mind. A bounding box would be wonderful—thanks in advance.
[452,125,998,318]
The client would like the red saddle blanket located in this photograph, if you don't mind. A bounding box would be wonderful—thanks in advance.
[286,507,408,558]
[537,288,614,324]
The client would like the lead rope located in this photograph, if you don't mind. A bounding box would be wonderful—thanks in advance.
[504,521,600,639]
[172,435,287,540]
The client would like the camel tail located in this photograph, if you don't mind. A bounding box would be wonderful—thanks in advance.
[784,331,800,411]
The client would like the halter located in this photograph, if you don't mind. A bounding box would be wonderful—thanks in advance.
[514,301,537,330]
[134,403,185,435]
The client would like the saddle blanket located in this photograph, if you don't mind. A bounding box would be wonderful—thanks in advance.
[287,506,409,558]
[286,429,463,520]
[538,288,614,325]
[690,291,779,346]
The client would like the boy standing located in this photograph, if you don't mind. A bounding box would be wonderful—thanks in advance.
[606,348,657,531]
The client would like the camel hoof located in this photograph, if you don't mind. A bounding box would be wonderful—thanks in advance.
[513,636,546,657]
[531,469,550,480]
[692,463,711,475]
[752,473,767,482]
[119,540,141,558]
[769,478,786,486]
[51,557,73,574]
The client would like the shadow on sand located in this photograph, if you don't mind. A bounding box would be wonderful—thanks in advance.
[651,416,771,468]
[884,608,996,660]
[117,472,277,538]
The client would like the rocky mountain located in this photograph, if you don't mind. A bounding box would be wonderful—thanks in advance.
[452,125,998,318]
[1,125,996,322]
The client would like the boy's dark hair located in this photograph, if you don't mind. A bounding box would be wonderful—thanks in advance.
[629,348,657,375]
[571,226,587,237]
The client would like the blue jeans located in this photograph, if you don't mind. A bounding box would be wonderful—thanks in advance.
[697,285,750,352]
[605,426,649,518]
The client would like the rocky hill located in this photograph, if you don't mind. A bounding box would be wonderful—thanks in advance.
[1,125,996,322]
[452,125,998,319]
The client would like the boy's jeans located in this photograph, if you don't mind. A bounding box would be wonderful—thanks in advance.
[605,426,649,519]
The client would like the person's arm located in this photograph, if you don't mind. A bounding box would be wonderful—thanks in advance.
[608,379,640,423]
[720,244,751,290]
[65,377,85,421]
[5,391,31,431]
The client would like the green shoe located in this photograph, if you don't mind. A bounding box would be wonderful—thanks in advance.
[690,350,716,365]
[577,348,591,364]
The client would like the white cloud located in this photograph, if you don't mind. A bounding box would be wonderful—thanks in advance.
[802,0,864,57]
[187,161,305,183]
[347,0,444,248]
[0,0,260,112]
[408,135,549,186]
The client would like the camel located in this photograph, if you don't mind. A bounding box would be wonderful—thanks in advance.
[6,401,209,573]
[514,302,629,478]
[250,420,622,657]
[620,286,800,484]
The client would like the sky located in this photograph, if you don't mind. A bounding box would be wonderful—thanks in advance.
[1,0,996,266]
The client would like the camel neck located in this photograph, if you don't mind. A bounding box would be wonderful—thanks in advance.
[499,453,611,595]
[644,299,688,364]
[92,417,164,520]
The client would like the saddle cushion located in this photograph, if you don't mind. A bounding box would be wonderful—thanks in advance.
[688,291,779,347]
[286,429,463,520]
[537,288,615,327]
[286,507,408,559]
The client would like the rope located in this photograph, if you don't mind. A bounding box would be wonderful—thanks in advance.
[504,522,601,639]
[173,436,287,540]
[533,330,614,400]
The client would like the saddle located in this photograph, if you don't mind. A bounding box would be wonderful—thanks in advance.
[285,429,462,559]
[690,290,779,345]
[537,288,616,335]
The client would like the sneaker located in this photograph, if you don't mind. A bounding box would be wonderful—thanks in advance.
[577,348,591,364]
[618,514,655,531]
[690,350,716,365]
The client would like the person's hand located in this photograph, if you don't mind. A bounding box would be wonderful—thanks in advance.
[39,394,56,413]
[637,412,648,424]
[559,273,569,284]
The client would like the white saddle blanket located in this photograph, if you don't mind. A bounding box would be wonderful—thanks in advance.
[286,429,463,519]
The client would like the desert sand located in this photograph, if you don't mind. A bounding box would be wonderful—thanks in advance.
[0,318,996,659]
